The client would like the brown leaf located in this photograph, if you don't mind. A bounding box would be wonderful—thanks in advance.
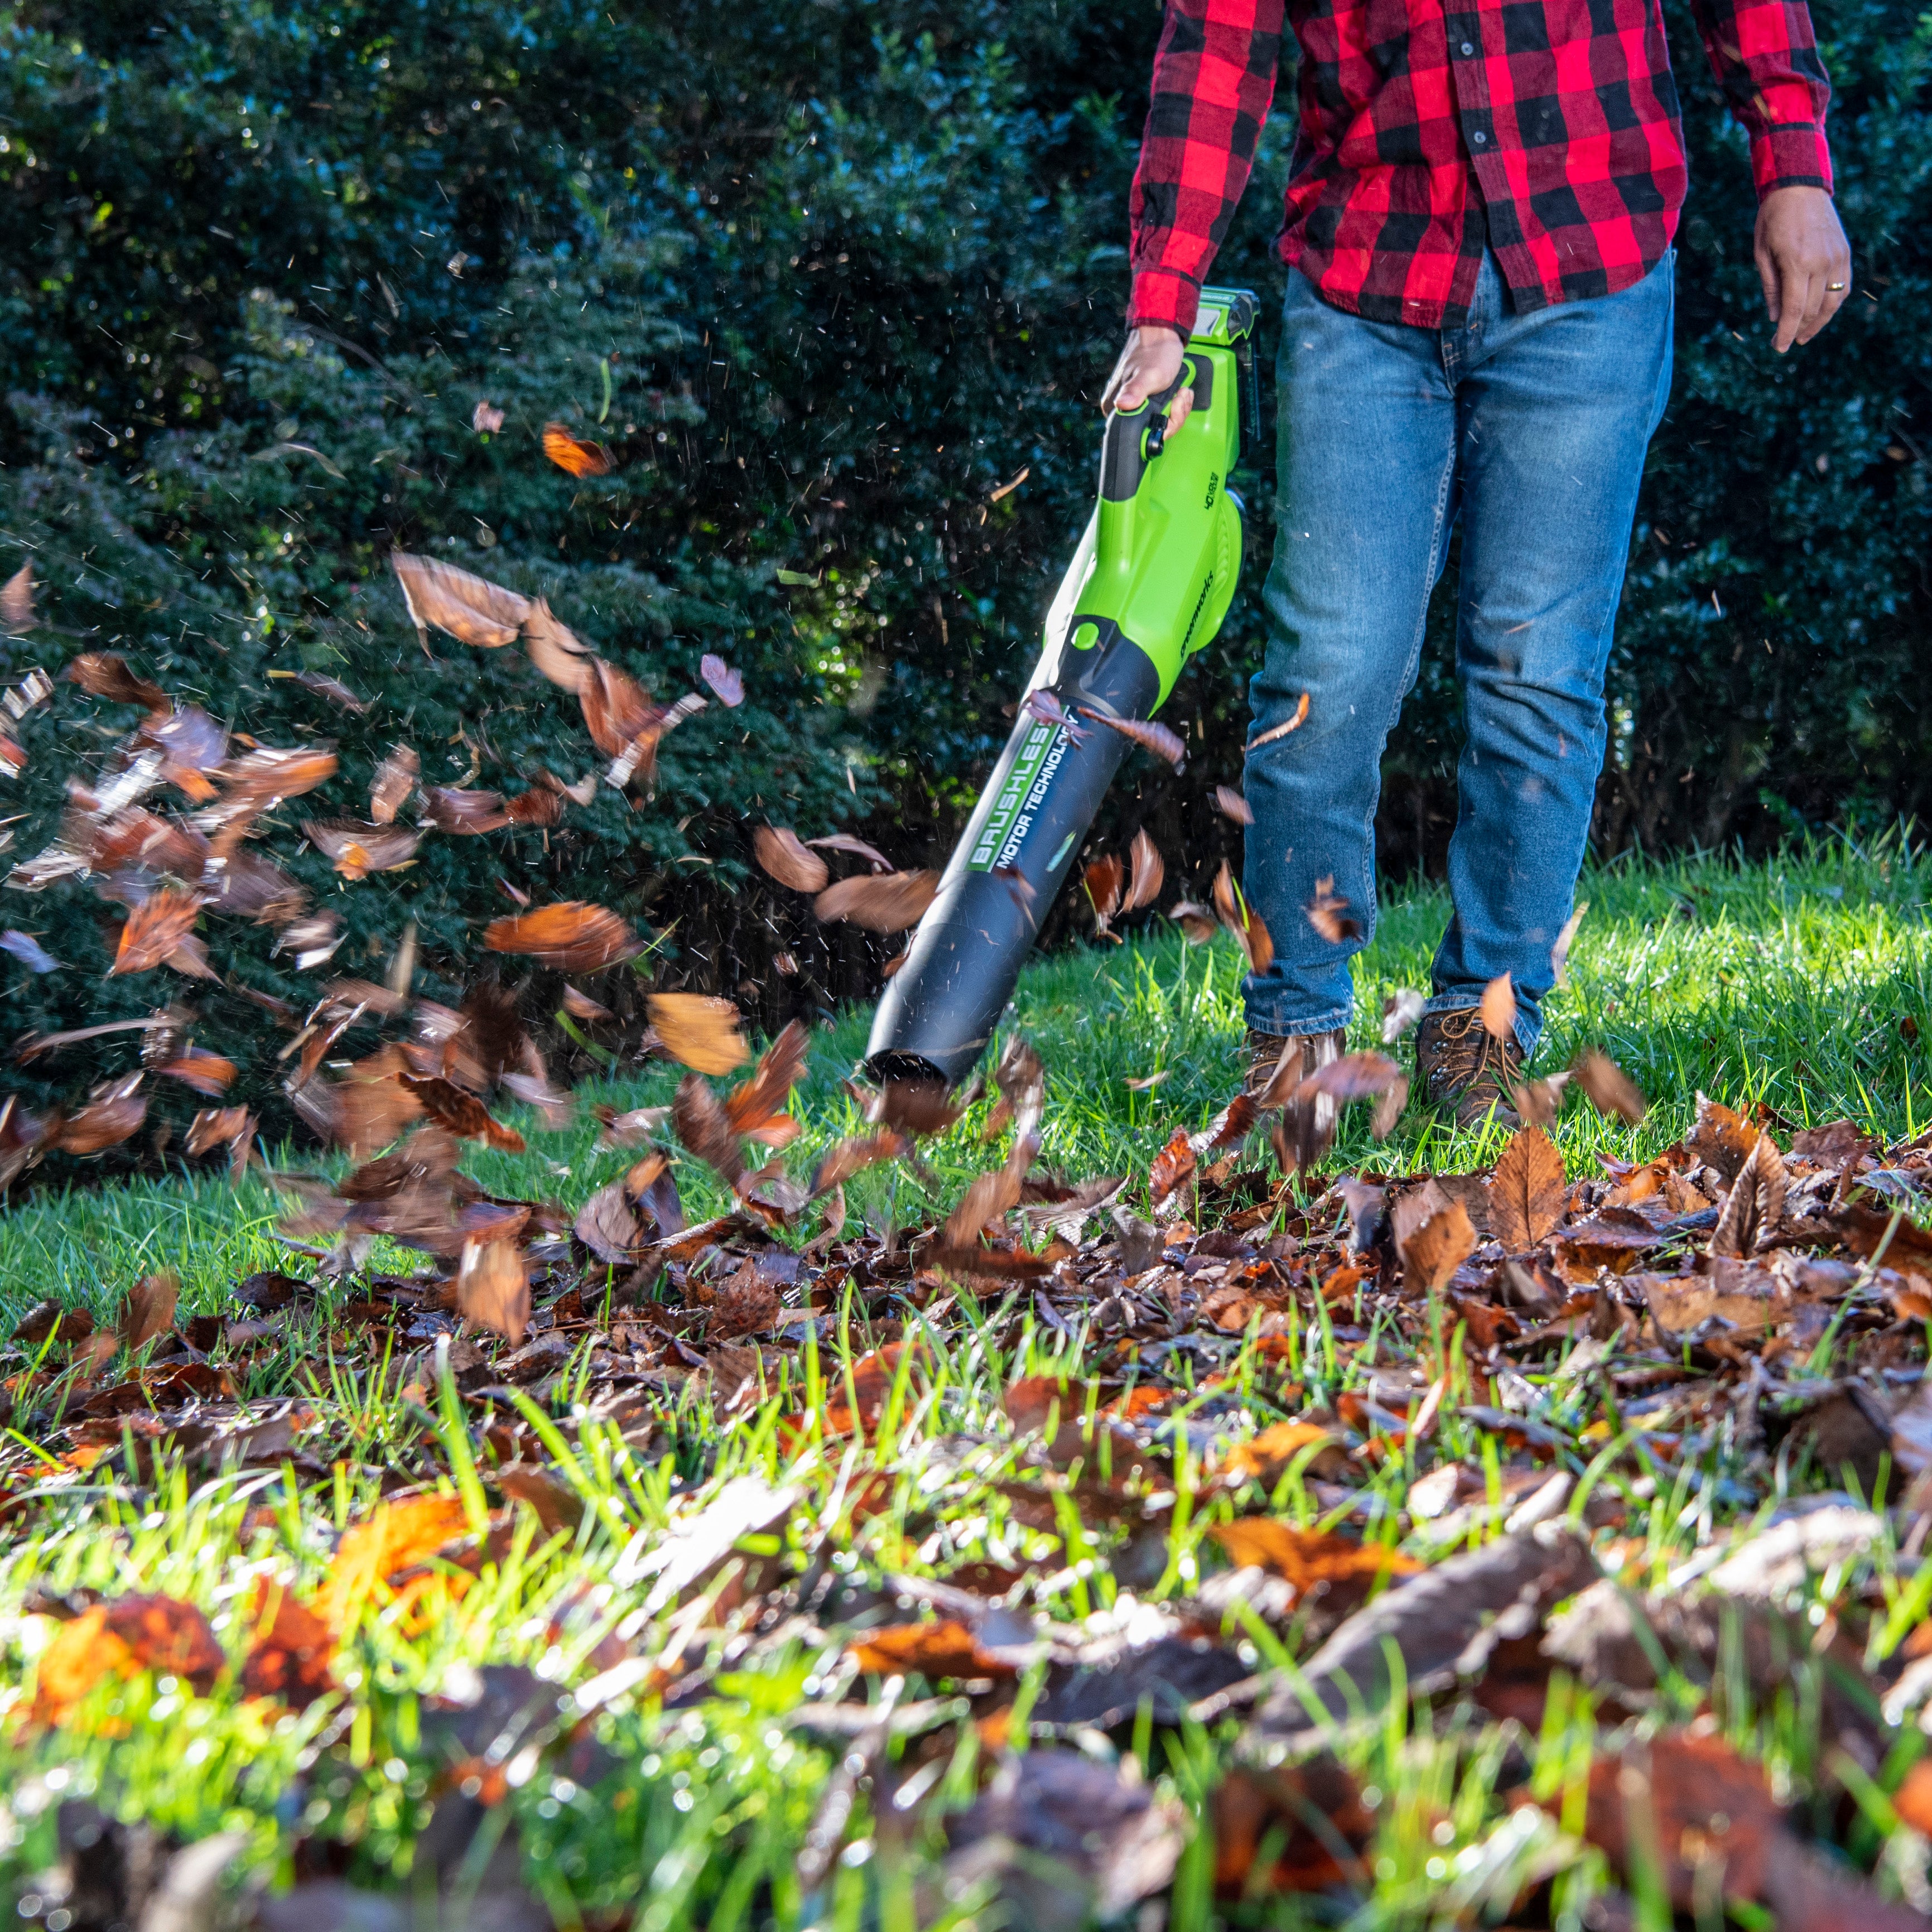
[271,667,368,712]
[1207,1520,1421,1590]
[542,421,615,477]
[186,1105,253,1160]
[54,1086,148,1155]
[1488,1125,1568,1250]
[67,651,168,712]
[522,598,594,693]
[26,1607,133,1726]
[1212,1760,1372,1897]
[1212,860,1274,972]
[1213,785,1253,826]
[648,993,749,1076]
[399,1073,527,1152]
[484,901,640,971]
[120,1271,179,1352]
[560,984,612,1023]
[1478,972,1516,1041]
[1169,900,1218,944]
[111,887,204,977]
[1583,1731,1781,1911]
[578,656,656,759]
[1287,1050,1404,1109]
[301,819,422,879]
[847,1621,1016,1679]
[1688,1091,1764,1180]
[419,785,510,835]
[807,832,897,871]
[814,869,939,933]
[312,1495,471,1633]
[1571,1049,1649,1125]
[1550,900,1588,985]
[495,1464,584,1535]
[240,1576,336,1708]
[700,653,744,706]
[1251,690,1310,750]
[1304,874,1360,945]
[709,1259,782,1340]
[672,1072,746,1189]
[1220,1422,1349,1488]
[1084,853,1125,934]
[457,1239,529,1347]
[1711,1128,1786,1258]
[1,562,35,632]
[390,551,529,647]
[943,1137,1035,1248]
[810,1127,909,1197]
[725,1020,808,1145]
[1077,706,1186,770]
[214,742,341,804]
[96,1594,225,1692]
[1122,828,1165,911]
[1395,1191,1476,1294]
[157,1048,237,1097]
[575,1182,645,1265]
[472,399,505,433]
[503,783,564,828]
[1149,1127,1197,1218]
[753,826,831,894]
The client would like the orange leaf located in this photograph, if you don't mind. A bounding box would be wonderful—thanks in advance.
[28,1607,135,1727]
[1478,972,1516,1041]
[111,887,204,977]
[1206,1520,1420,1590]
[457,1238,529,1347]
[543,421,615,477]
[484,901,640,972]
[1221,1420,1340,1486]
[647,993,750,1076]
[241,1576,336,1708]
[312,1495,473,1634]
[846,1620,1016,1679]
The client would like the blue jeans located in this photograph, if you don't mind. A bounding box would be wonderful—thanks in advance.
[1241,250,1675,1054]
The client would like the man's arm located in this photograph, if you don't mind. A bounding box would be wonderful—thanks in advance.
[1106,0,1284,423]
[1685,0,1850,349]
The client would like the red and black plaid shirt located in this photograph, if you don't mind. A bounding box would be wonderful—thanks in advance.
[1128,0,1833,333]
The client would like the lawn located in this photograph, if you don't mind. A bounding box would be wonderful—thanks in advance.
[3,838,1932,1931]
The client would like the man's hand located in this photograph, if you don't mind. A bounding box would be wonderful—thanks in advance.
[1755,186,1852,353]
[1101,326,1192,432]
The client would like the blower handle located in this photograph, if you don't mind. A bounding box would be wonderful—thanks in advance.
[1140,364,1194,461]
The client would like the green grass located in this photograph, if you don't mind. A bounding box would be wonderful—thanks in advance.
[3,836,1928,1325]
[2,837,1930,1928]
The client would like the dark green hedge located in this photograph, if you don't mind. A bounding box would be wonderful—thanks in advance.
[0,0,1926,1129]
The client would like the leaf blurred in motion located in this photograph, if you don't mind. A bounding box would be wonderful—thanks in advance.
[457,1237,529,1347]
[418,785,510,835]
[268,668,367,712]
[1213,784,1252,825]
[1169,899,1217,944]
[522,598,594,693]
[1304,875,1360,945]
[1211,860,1273,972]
[369,745,420,824]
[807,832,895,871]
[0,928,60,973]
[815,869,938,933]
[542,421,615,476]
[1,562,34,632]
[302,820,422,880]
[647,993,750,1075]
[484,902,640,971]
[157,1048,238,1097]
[66,651,168,713]
[753,826,830,893]
[399,1073,527,1152]
[111,888,205,977]
[1077,706,1186,770]
[700,653,745,706]
[1123,828,1165,911]
[725,1020,809,1144]
[389,551,529,647]
[470,399,505,433]
[1478,972,1516,1041]
[1572,1048,1648,1124]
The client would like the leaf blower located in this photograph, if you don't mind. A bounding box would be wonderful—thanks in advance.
[866,286,1259,1088]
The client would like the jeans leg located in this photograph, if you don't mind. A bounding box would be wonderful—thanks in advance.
[1242,271,1460,1038]
[1429,253,1676,1050]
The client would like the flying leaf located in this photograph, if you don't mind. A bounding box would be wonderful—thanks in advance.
[1169,900,1218,944]
[1305,875,1360,944]
[301,820,422,880]
[754,826,831,893]
[1085,854,1125,936]
[560,984,611,1023]
[111,888,204,977]
[578,656,655,759]
[1077,706,1186,771]
[1251,690,1311,750]
[157,1049,237,1097]
[215,744,340,802]
[648,993,750,1075]
[1211,860,1274,972]
[471,400,505,433]
[484,902,640,971]
[700,654,745,706]
[1381,989,1427,1042]
[66,652,168,712]
[543,421,615,477]
[399,1073,527,1152]
[418,786,510,835]
[268,668,367,712]
[1212,784,1254,828]
[1489,1125,1568,1250]
[671,1071,746,1188]
[1122,829,1165,912]
[457,1238,529,1347]
[1,562,34,632]
[1,929,59,973]
[369,744,419,825]
[522,598,594,693]
[52,1086,148,1155]
[1022,688,1088,744]
[389,552,529,647]
[815,870,939,933]
[725,1020,809,1145]
[810,1126,909,1196]
[1478,973,1516,1042]
[1551,900,1588,985]
[1572,1049,1648,1124]
[806,832,895,871]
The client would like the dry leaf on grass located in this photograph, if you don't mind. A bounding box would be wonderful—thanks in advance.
[1208,1520,1421,1591]
[753,826,830,893]
[847,1621,1016,1679]
[1393,1187,1477,1294]
[240,1577,336,1708]
[1488,1125,1568,1250]
[648,993,749,1075]
[1712,1129,1786,1257]
[120,1272,179,1352]
[311,1495,473,1634]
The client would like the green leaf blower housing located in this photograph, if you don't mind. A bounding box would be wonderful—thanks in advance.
[867,286,1260,1087]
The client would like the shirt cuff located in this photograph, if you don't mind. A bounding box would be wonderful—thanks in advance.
[1128,265,1200,339]
[1751,122,1834,200]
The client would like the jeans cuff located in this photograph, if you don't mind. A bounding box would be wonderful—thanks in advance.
[1242,1002,1354,1041]
[1424,989,1539,1059]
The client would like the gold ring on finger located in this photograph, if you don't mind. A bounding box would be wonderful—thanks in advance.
[1826,281,1848,292]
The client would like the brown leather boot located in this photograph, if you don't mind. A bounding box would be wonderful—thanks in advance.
[1244,1027,1346,1103]
[1414,1006,1525,1129]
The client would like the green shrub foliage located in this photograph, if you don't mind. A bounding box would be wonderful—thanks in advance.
[0,0,1926,1135]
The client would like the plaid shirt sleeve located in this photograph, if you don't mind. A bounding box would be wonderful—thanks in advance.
[1126,0,1285,338]
[1683,0,1833,198]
